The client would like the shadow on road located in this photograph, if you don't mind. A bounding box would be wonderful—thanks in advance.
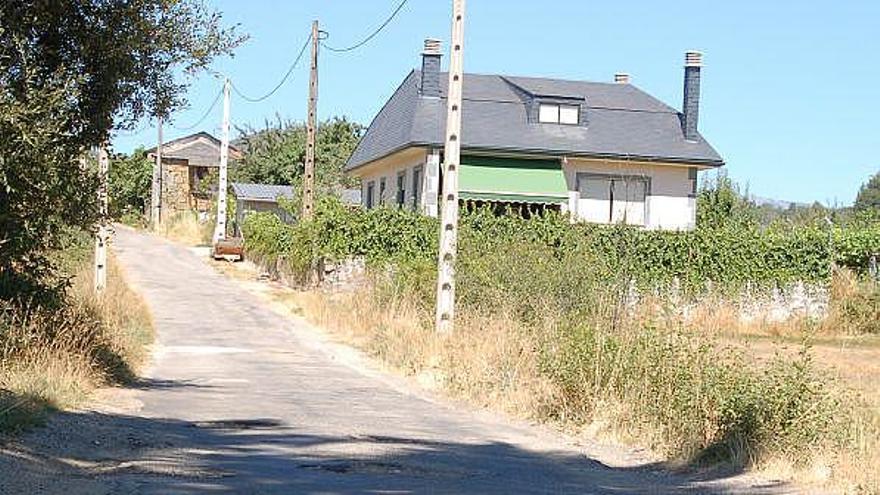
[0,409,790,495]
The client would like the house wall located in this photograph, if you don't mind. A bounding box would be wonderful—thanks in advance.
[348,147,703,231]
[564,158,697,230]
[353,148,432,213]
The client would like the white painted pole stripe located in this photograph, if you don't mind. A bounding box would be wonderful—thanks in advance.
[435,0,466,334]
[213,78,231,244]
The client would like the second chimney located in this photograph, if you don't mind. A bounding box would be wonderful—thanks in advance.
[614,73,631,84]
[421,39,442,98]
[682,51,702,141]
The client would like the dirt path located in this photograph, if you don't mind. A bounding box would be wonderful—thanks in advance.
[0,228,793,494]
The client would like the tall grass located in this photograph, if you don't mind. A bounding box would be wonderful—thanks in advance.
[276,234,879,492]
[157,210,213,246]
[0,246,153,432]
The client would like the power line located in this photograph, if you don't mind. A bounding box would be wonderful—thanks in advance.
[172,86,224,131]
[230,34,312,103]
[321,0,409,53]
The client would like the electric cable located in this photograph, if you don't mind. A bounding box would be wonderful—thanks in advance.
[230,34,312,102]
[172,86,224,131]
[321,0,409,53]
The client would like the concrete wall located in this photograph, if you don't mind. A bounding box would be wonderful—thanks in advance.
[564,158,698,231]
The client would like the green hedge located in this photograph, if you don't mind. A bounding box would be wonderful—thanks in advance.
[242,197,879,294]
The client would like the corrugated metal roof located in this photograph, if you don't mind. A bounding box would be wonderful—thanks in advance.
[346,71,724,171]
[231,183,294,202]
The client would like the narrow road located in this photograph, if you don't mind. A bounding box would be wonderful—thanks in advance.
[2,229,784,494]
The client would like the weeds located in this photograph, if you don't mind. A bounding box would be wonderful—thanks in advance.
[157,210,213,246]
[824,268,880,335]
[0,241,153,432]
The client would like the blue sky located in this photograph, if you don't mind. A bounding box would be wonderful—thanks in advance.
[113,0,879,205]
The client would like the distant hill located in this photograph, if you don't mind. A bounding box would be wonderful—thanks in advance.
[748,194,808,210]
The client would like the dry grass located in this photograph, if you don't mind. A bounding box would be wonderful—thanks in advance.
[289,288,559,417]
[0,252,153,432]
[157,210,213,246]
[266,275,880,494]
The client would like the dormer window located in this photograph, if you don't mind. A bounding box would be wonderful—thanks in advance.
[538,103,580,124]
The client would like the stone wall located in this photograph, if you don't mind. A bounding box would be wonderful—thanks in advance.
[162,161,191,214]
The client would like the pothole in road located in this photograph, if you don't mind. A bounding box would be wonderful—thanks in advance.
[298,460,424,476]
[298,459,481,479]
[192,418,285,430]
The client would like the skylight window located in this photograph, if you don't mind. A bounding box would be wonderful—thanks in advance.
[538,104,580,124]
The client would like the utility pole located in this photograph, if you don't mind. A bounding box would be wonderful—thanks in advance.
[435,0,466,334]
[302,19,319,221]
[213,77,231,244]
[95,145,110,293]
[151,117,163,228]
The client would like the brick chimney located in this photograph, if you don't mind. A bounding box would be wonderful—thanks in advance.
[420,38,442,98]
[682,51,702,141]
[614,73,631,84]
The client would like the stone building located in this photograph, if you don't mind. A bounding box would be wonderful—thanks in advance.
[146,132,242,215]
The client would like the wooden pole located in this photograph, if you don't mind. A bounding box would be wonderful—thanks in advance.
[151,117,163,227]
[302,20,319,221]
[94,145,110,293]
[435,0,466,333]
[213,77,231,244]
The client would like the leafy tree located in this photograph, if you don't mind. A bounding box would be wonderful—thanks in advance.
[0,1,244,300]
[854,170,880,212]
[696,171,757,229]
[233,116,363,193]
[108,148,153,219]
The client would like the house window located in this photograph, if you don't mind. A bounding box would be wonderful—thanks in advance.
[688,167,698,198]
[538,104,559,123]
[365,181,376,209]
[379,177,387,203]
[559,105,580,124]
[577,174,648,226]
[538,103,580,124]
[411,166,423,210]
[396,170,407,206]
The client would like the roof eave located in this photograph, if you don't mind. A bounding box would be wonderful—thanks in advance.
[346,141,724,172]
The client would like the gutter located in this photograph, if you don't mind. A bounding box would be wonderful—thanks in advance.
[346,142,724,174]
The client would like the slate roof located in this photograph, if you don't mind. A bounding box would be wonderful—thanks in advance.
[145,132,242,167]
[346,71,724,171]
[231,183,294,202]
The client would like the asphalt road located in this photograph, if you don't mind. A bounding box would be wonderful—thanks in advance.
[0,228,789,494]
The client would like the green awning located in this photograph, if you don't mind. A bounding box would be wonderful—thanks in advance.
[459,155,568,204]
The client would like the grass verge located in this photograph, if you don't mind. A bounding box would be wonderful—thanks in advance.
[277,273,879,494]
[157,210,213,246]
[0,247,153,433]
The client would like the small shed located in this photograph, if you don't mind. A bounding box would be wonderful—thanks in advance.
[231,183,295,235]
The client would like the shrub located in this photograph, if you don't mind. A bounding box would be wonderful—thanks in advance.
[242,196,879,296]
[824,269,880,335]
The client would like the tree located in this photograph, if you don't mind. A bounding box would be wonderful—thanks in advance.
[696,171,757,229]
[0,1,244,300]
[854,170,880,212]
[233,117,363,193]
[108,148,153,220]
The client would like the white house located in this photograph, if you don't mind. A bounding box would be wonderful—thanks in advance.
[345,41,723,230]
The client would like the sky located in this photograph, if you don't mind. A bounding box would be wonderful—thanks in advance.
[112,0,880,206]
